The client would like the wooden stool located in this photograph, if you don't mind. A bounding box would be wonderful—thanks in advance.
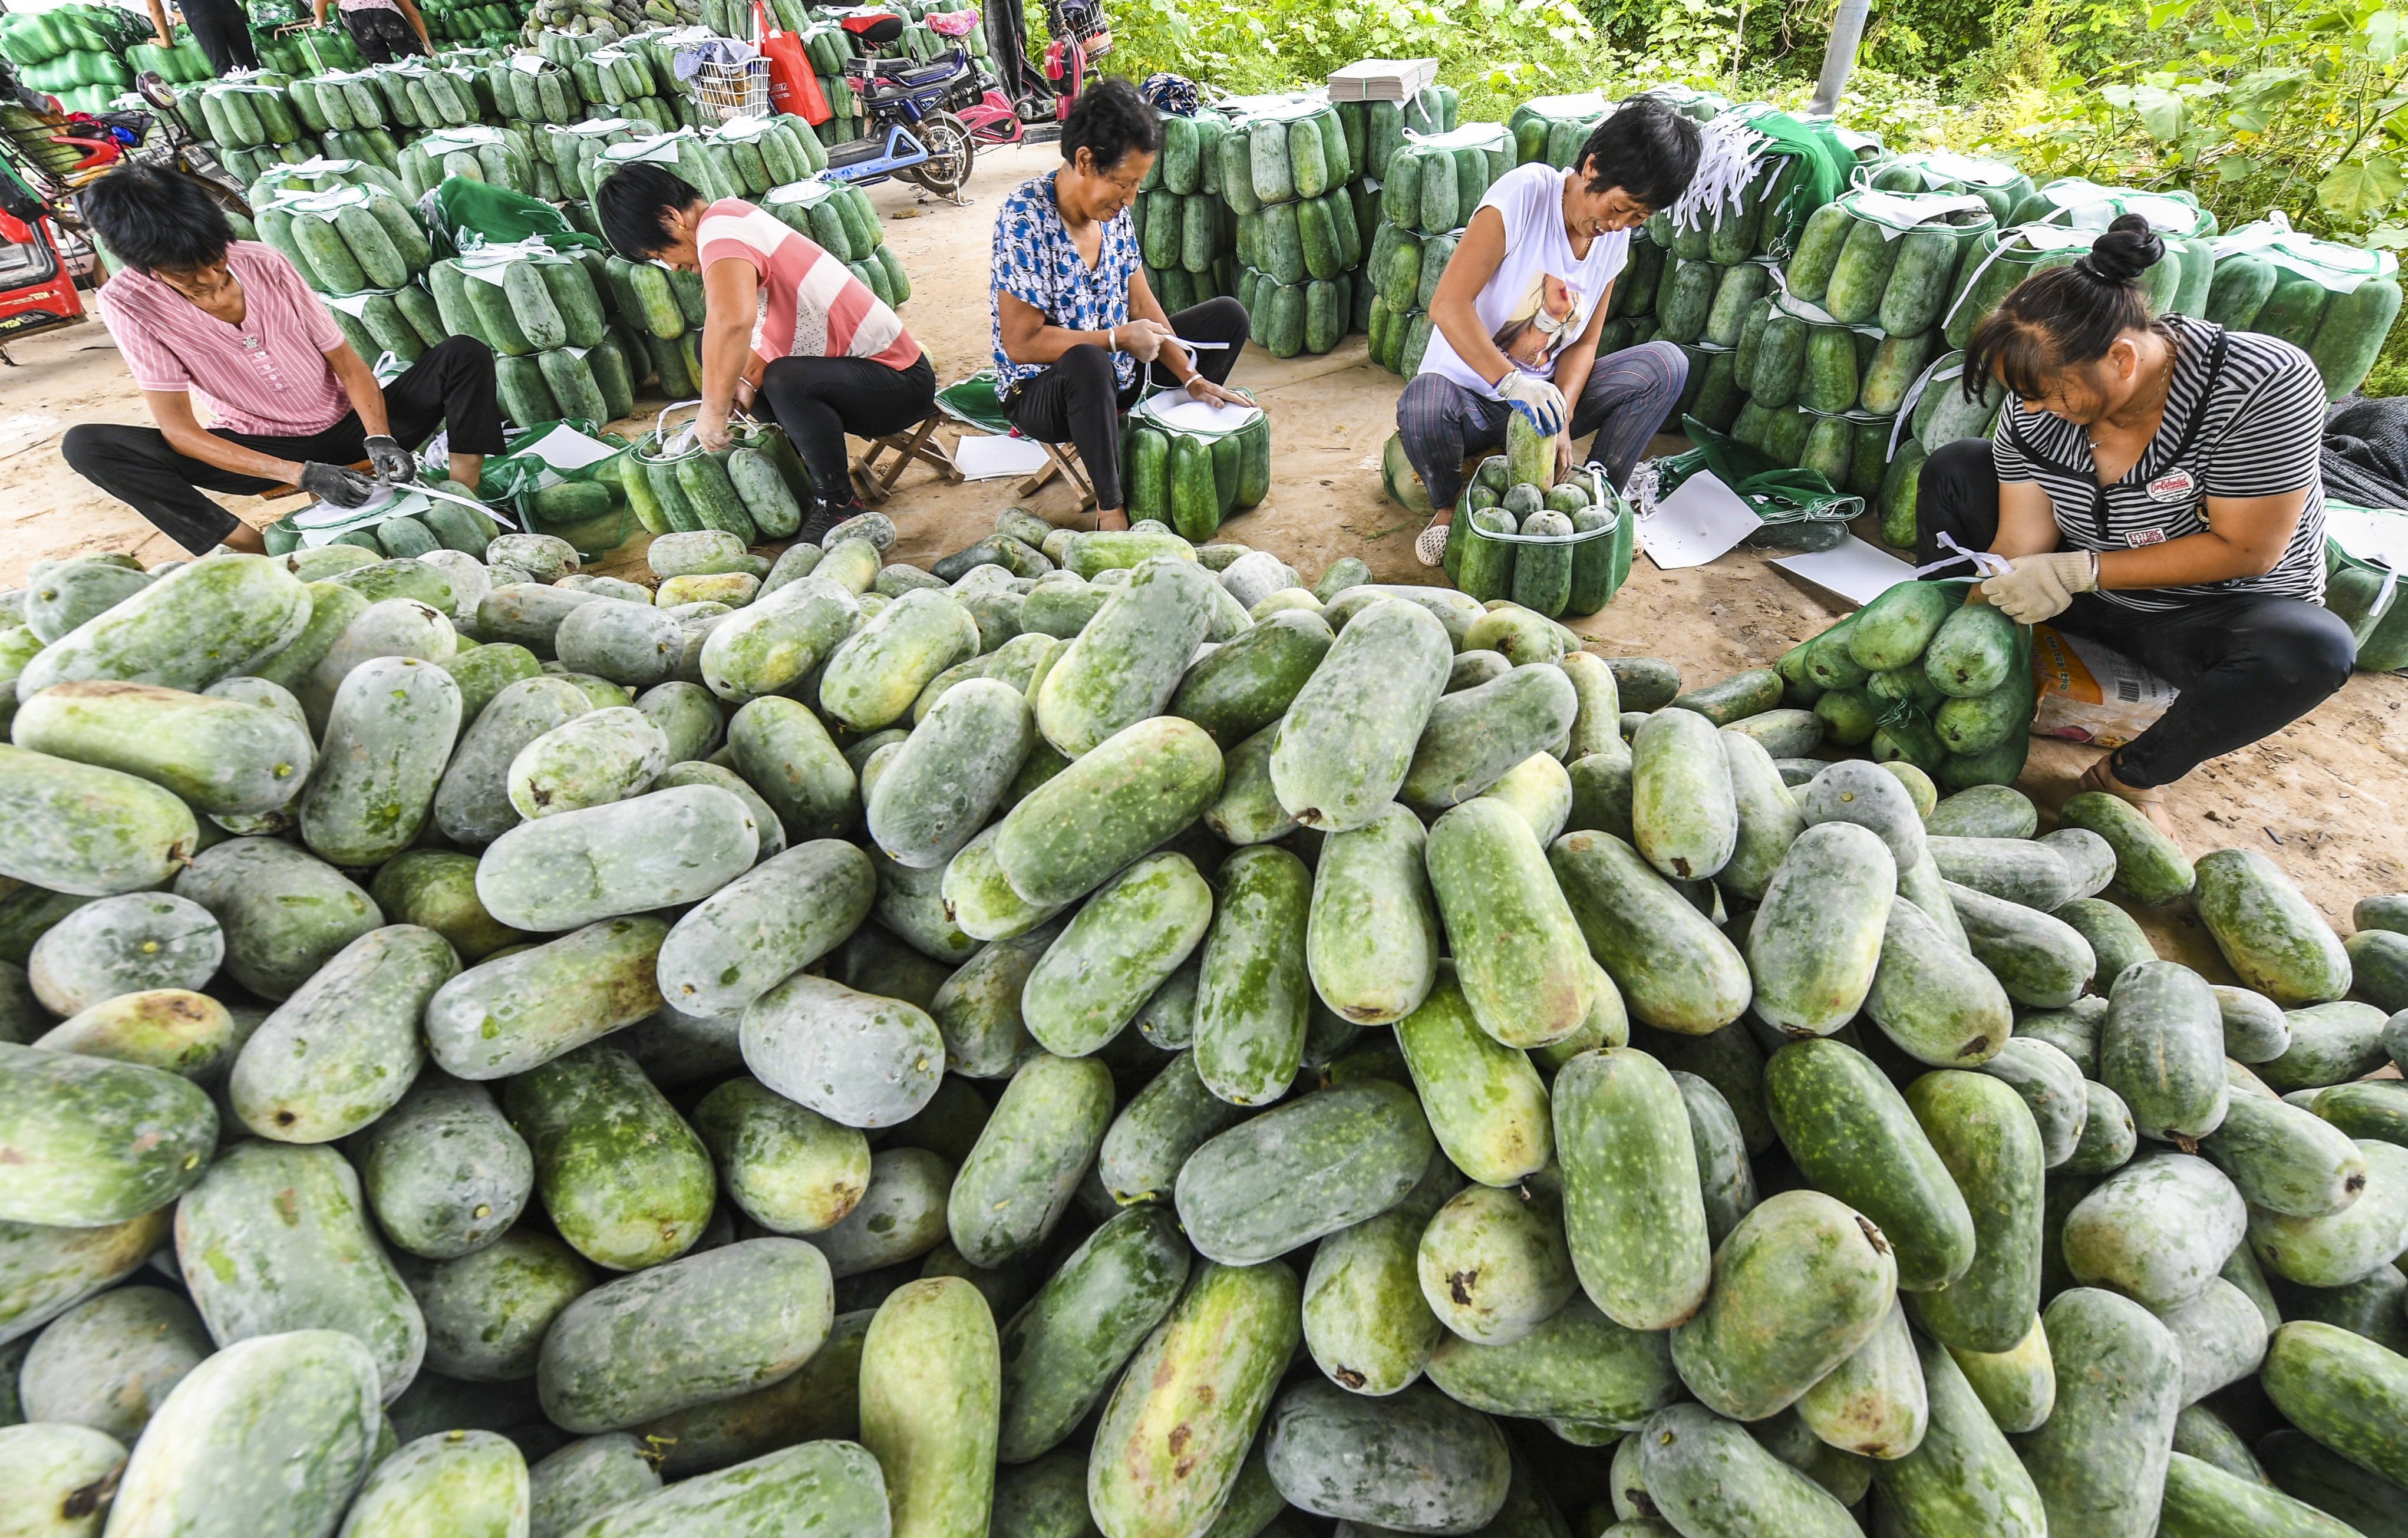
[1021,439,1096,513]
[852,412,964,504]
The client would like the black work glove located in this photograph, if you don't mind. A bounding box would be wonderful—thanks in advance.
[362,434,417,484]
[299,461,378,508]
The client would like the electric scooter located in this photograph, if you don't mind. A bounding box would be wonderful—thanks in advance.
[822,9,975,202]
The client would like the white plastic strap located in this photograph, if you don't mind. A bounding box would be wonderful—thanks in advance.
[1938,228,2033,335]
[1888,354,1966,459]
[1912,532,2011,579]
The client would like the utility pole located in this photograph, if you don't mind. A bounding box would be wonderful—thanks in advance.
[1809,0,1871,117]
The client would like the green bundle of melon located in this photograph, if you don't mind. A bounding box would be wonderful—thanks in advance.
[358,59,487,132]
[245,154,408,210]
[569,44,669,113]
[484,54,588,127]
[1362,123,1515,375]
[1506,90,1611,169]
[9,516,2408,1538]
[1865,150,2036,227]
[1130,184,1236,316]
[1945,183,2217,350]
[257,183,435,298]
[1378,122,1512,241]
[1786,187,1995,341]
[190,81,306,152]
[1116,393,1273,541]
[288,69,397,136]
[124,34,217,85]
[631,417,816,543]
[1363,211,1448,377]
[698,114,832,197]
[1718,297,1925,499]
[582,129,725,204]
[424,246,634,427]
[0,1,133,106]
[1776,579,2038,790]
[398,123,537,199]
[2204,216,2404,401]
[1439,417,1624,618]
[1588,228,1668,357]
[1209,95,1375,359]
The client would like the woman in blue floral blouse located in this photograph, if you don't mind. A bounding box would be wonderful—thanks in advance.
[990,77,1252,530]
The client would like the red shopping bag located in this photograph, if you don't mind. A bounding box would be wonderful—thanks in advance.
[756,2,832,125]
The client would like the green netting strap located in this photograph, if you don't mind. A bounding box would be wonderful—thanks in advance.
[1655,415,1863,525]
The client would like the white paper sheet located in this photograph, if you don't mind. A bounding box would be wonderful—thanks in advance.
[524,424,620,471]
[952,433,1051,481]
[1637,468,1766,570]
[1770,536,1922,608]
[2325,502,2408,571]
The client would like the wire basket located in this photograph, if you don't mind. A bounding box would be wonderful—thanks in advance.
[681,45,770,125]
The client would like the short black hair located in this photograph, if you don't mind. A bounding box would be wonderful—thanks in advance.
[1965,213,2171,401]
[1062,76,1159,174]
[595,163,705,260]
[80,163,231,275]
[1578,96,1704,213]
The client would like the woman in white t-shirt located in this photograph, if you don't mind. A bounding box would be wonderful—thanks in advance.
[1398,95,1702,565]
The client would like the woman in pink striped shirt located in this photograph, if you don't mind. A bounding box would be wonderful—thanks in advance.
[62,164,506,556]
[596,162,933,546]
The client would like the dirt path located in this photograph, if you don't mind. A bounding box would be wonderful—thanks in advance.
[6,141,2406,946]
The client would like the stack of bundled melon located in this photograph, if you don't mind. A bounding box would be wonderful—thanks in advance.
[758,176,911,309]
[0,2,133,114]
[525,0,646,45]
[1942,178,2219,352]
[1869,181,2229,552]
[1709,185,1991,504]
[2202,215,2404,402]
[1772,577,2035,792]
[1213,94,1372,359]
[426,247,639,429]
[599,247,709,401]
[9,531,2408,1538]
[396,120,541,197]
[1132,109,1241,322]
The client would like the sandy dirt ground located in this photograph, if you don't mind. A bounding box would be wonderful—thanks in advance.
[6,140,2406,956]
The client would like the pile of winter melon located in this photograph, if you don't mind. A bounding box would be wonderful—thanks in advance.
[5,526,2408,1538]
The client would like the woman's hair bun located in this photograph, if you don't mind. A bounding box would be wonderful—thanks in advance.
[2077,212,2165,286]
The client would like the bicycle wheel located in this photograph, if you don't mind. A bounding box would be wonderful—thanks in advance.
[902,111,975,199]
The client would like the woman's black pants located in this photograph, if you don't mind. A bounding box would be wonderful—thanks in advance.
[756,352,936,517]
[1912,437,2357,788]
[1002,296,1249,513]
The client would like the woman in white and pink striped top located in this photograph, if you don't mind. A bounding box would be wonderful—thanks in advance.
[595,161,934,545]
[62,164,506,556]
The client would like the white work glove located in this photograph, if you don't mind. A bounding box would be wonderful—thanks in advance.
[1495,372,1566,437]
[1981,551,2097,625]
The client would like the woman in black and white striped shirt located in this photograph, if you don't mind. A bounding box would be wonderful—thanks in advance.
[1914,214,2356,833]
